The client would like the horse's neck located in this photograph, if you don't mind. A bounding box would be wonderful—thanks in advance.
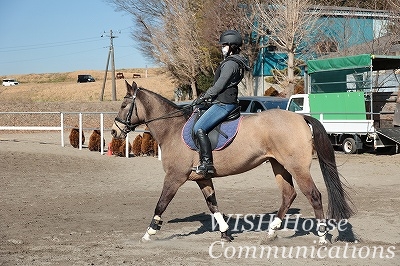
[143,96,186,145]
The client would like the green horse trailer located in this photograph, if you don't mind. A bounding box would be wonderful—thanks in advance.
[287,54,400,153]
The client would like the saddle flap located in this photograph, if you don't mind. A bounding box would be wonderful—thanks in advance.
[226,106,241,121]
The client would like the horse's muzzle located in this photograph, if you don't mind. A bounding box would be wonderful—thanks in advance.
[111,121,127,139]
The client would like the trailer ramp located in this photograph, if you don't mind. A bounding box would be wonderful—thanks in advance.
[376,128,400,146]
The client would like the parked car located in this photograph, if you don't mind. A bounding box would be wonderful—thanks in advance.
[77,75,95,83]
[2,79,19,86]
[176,96,288,116]
[239,96,288,114]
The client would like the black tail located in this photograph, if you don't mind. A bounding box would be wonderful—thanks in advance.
[303,115,356,221]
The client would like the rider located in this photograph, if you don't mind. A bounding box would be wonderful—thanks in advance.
[193,29,250,177]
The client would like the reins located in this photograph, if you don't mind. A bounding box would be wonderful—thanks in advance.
[114,88,193,133]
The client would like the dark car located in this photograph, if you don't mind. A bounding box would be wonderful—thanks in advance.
[239,96,288,115]
[77,75,95,83]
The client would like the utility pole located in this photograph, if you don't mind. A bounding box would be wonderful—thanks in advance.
[100,30,117,101]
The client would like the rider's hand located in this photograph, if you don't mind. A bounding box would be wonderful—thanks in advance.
[194,95,206,105]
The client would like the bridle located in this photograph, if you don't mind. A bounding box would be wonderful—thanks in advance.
[113,88,191,135]
[114,88,140,135]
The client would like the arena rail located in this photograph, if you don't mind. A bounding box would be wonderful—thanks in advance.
[0,111,158,159]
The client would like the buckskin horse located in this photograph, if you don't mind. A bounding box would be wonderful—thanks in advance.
[111,81,355,244]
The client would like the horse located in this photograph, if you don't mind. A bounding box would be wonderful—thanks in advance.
[111,81,355,244]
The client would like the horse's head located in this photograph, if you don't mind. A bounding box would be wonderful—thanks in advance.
[111,81,143,139]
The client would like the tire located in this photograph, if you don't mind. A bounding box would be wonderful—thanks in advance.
[342,137,357,154]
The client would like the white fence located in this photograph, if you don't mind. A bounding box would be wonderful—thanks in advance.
[0,111,153,158]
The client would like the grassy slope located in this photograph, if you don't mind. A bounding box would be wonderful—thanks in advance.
[0,68,176,102]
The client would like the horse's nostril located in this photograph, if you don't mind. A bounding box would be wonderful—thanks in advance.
[111,129,116,137]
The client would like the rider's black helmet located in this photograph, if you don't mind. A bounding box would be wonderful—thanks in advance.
[219,30,243,47]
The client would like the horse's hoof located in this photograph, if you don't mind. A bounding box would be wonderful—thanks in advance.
[221,231,233,242]
[140,237,150,243]
[317,233,329,245]
[140,233,151,243]
[267,231,277,239]
[259,233,277,245]
[318,238,328,245]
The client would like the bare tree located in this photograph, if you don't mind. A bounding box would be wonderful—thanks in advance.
[316,2,400,57]
[110,0,209,98]
[111,0,262,97]
[153,0,212,98]
[200,0,261,96]
[252,0,323,96]
[388,0,400,11]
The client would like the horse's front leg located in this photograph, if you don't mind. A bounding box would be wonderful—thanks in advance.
[196,179,232,242]
[142,174,186,242]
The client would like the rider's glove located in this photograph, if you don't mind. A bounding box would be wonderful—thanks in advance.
[194,95,207,105]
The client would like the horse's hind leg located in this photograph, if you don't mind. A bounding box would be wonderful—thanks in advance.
[291,167,328,244]
[267,158,297,239]
[196,179,232,242]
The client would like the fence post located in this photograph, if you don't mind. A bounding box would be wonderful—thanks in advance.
[100,113,104,155]
[79,113,83,150]
[125,133,129,158]
[60,112,64,147]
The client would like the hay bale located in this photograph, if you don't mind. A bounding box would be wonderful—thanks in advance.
[152,139,158,157]
[110,137,131,157]
[88,130,104,152]
[131,134,142,156]
[69,126,85,148]
[141,131,153,156]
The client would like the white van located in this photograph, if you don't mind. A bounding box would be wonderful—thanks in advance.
[2,79,19,86]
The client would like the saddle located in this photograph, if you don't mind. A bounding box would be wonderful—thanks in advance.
[182,106,242,151]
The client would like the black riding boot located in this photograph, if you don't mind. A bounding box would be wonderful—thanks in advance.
[195,129,215,177]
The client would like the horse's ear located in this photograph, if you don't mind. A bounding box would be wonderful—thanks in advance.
[125,80,131,90]
[124,80,135,95]
[124,80,138,95]
[131,81,138,90]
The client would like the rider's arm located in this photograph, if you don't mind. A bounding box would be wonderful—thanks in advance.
[203,61,239,99]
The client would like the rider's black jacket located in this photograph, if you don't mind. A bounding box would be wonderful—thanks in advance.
[203,54,250,104]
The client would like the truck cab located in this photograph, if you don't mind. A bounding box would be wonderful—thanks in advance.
[287,94,309,113]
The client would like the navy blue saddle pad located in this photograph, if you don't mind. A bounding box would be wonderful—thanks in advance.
[181,111,242,151]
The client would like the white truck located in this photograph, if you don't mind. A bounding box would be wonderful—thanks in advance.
[286,54,400,154]
[287,92,376,153]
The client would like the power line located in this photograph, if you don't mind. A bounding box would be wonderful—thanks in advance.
[0,37,103,53]
[0,47,104,65]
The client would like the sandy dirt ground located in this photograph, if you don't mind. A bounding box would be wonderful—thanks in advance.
[1,131,400,265]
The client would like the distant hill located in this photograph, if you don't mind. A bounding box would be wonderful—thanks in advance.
[0,68,176,102]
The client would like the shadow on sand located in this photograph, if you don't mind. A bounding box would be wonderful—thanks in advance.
[163,208,359,243]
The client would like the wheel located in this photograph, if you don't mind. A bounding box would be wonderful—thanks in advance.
[342,137,357,154]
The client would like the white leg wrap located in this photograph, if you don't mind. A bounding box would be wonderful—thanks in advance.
[146,215,162,235]
[213,212,229,233]
[147,226,157,235]
[268,217,282,236]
